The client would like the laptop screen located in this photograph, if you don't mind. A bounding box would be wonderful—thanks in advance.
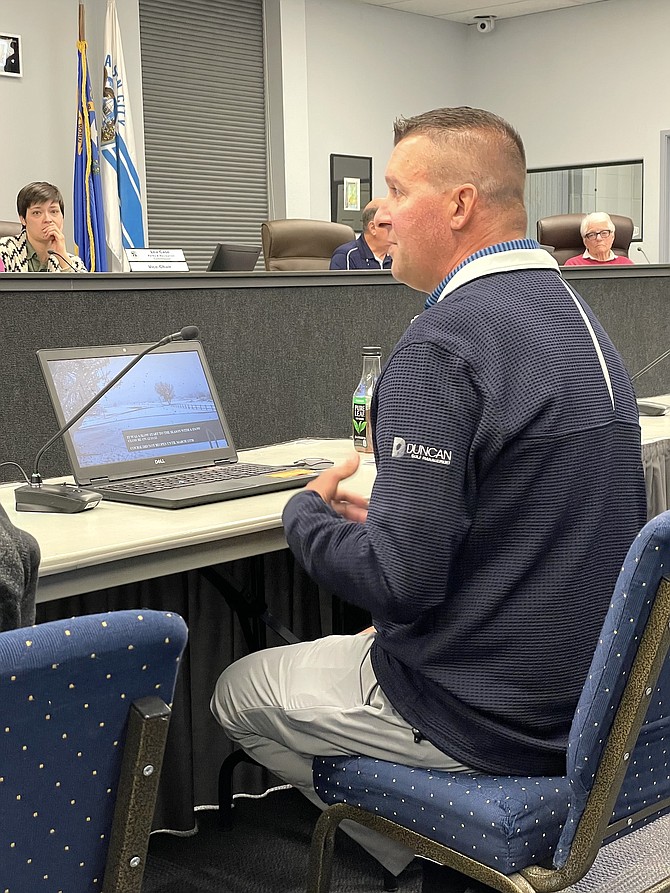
[206,243,261,272]
[38,340,239,484]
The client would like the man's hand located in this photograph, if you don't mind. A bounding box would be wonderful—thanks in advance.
[304,452,369,523]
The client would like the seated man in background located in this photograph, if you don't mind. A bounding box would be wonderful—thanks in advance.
[0,182,87,273]
[563,211,635,266]
[212,107,646,883]
[330,198,392,270]
[0,505,40,631]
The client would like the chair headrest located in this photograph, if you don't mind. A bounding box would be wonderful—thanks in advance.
[0,220,21,238]
[536,213,634,265]
[261,219,356,271]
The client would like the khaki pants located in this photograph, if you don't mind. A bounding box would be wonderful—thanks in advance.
[211,633,473,875]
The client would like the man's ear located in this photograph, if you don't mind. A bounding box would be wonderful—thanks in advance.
[448,184,477,231]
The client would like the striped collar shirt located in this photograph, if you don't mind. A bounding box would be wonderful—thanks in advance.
[425,238,543,310]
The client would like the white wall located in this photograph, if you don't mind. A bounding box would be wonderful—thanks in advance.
[0,2,80,234]
[462,0,670,262]
[0,0,145,242]
[275,0,312,217]
[302,0,467,219]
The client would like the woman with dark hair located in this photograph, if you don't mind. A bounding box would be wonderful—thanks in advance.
[0,182,87,273]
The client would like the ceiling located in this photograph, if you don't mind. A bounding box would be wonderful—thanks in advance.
[354,0,611,25]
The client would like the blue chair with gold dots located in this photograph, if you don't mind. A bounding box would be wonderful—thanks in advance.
[308,511,670,893]
[0,608,187,892]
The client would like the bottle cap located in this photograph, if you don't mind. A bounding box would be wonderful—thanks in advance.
[362,347,382,355]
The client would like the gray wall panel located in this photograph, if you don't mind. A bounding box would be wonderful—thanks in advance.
[563,267,670,395]
[0,273,423,480]
[1,267,668,484]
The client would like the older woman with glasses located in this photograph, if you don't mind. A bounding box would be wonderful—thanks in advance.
[564,211,635,266]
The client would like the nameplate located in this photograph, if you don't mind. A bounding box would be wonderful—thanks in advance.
[125,248,189,272]
[125,248,186,262]
[127,261,190,272]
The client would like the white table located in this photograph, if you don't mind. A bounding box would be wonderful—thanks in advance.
[3,412,666,605]
[0,438,375,604]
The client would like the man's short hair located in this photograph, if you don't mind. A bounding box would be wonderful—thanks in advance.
[392,106,527,215]
[393,106,525,164]
[361,204,379,231]
[580,212,615,238]
[17,182,64,219]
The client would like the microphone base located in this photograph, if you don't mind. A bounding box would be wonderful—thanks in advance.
[637,400,669,417]
[15,482,103,513]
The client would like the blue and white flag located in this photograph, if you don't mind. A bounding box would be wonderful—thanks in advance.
[74,36,108,272]
[101,0,145,272]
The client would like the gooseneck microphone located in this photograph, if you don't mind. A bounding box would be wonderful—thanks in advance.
[47,249,79,272]
[636,246,652,264]
[632,351,670,382]
[15,326,200,513]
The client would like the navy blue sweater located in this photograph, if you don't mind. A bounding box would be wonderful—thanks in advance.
[283,254,646,775]
[330,233,392,270]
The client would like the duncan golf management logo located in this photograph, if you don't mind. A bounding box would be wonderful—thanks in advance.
[391,436,453,465]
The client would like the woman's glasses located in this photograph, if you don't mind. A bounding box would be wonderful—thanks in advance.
[584,229,612,241]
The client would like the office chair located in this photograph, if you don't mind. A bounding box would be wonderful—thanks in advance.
[536,213,634,265]
[261,218,356,271]
[0,608,188,892]
[308,509,670,893]
[0,219,21,238]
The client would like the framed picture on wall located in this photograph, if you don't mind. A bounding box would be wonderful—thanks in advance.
[330,155,372,232]
[343,177,361,212]
[0,34,21,77]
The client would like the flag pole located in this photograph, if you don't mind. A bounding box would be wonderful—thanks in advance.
[101,0,146,269]
[73,0,108,271]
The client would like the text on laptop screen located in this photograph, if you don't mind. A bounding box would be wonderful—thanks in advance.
[46,349,229,468]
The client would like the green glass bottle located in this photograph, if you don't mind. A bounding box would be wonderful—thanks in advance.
[352,347,382,453]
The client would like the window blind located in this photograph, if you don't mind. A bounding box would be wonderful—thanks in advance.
[139,0,267,272]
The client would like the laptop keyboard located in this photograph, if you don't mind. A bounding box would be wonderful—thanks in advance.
[101,463,280,494]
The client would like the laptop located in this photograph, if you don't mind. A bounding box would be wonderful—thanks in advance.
[37,339,319,509]
[206,243,261,272]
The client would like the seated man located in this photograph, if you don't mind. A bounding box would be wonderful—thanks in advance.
[330,199,392,270]
[211,107,646,879]
[0,182,87,273]
[563,211,635,266]
[0,505,40,631]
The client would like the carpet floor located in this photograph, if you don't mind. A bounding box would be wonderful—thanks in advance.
[141,787,670,893]
[141,787,424,893]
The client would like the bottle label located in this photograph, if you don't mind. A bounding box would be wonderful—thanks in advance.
[352,396,371,452]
